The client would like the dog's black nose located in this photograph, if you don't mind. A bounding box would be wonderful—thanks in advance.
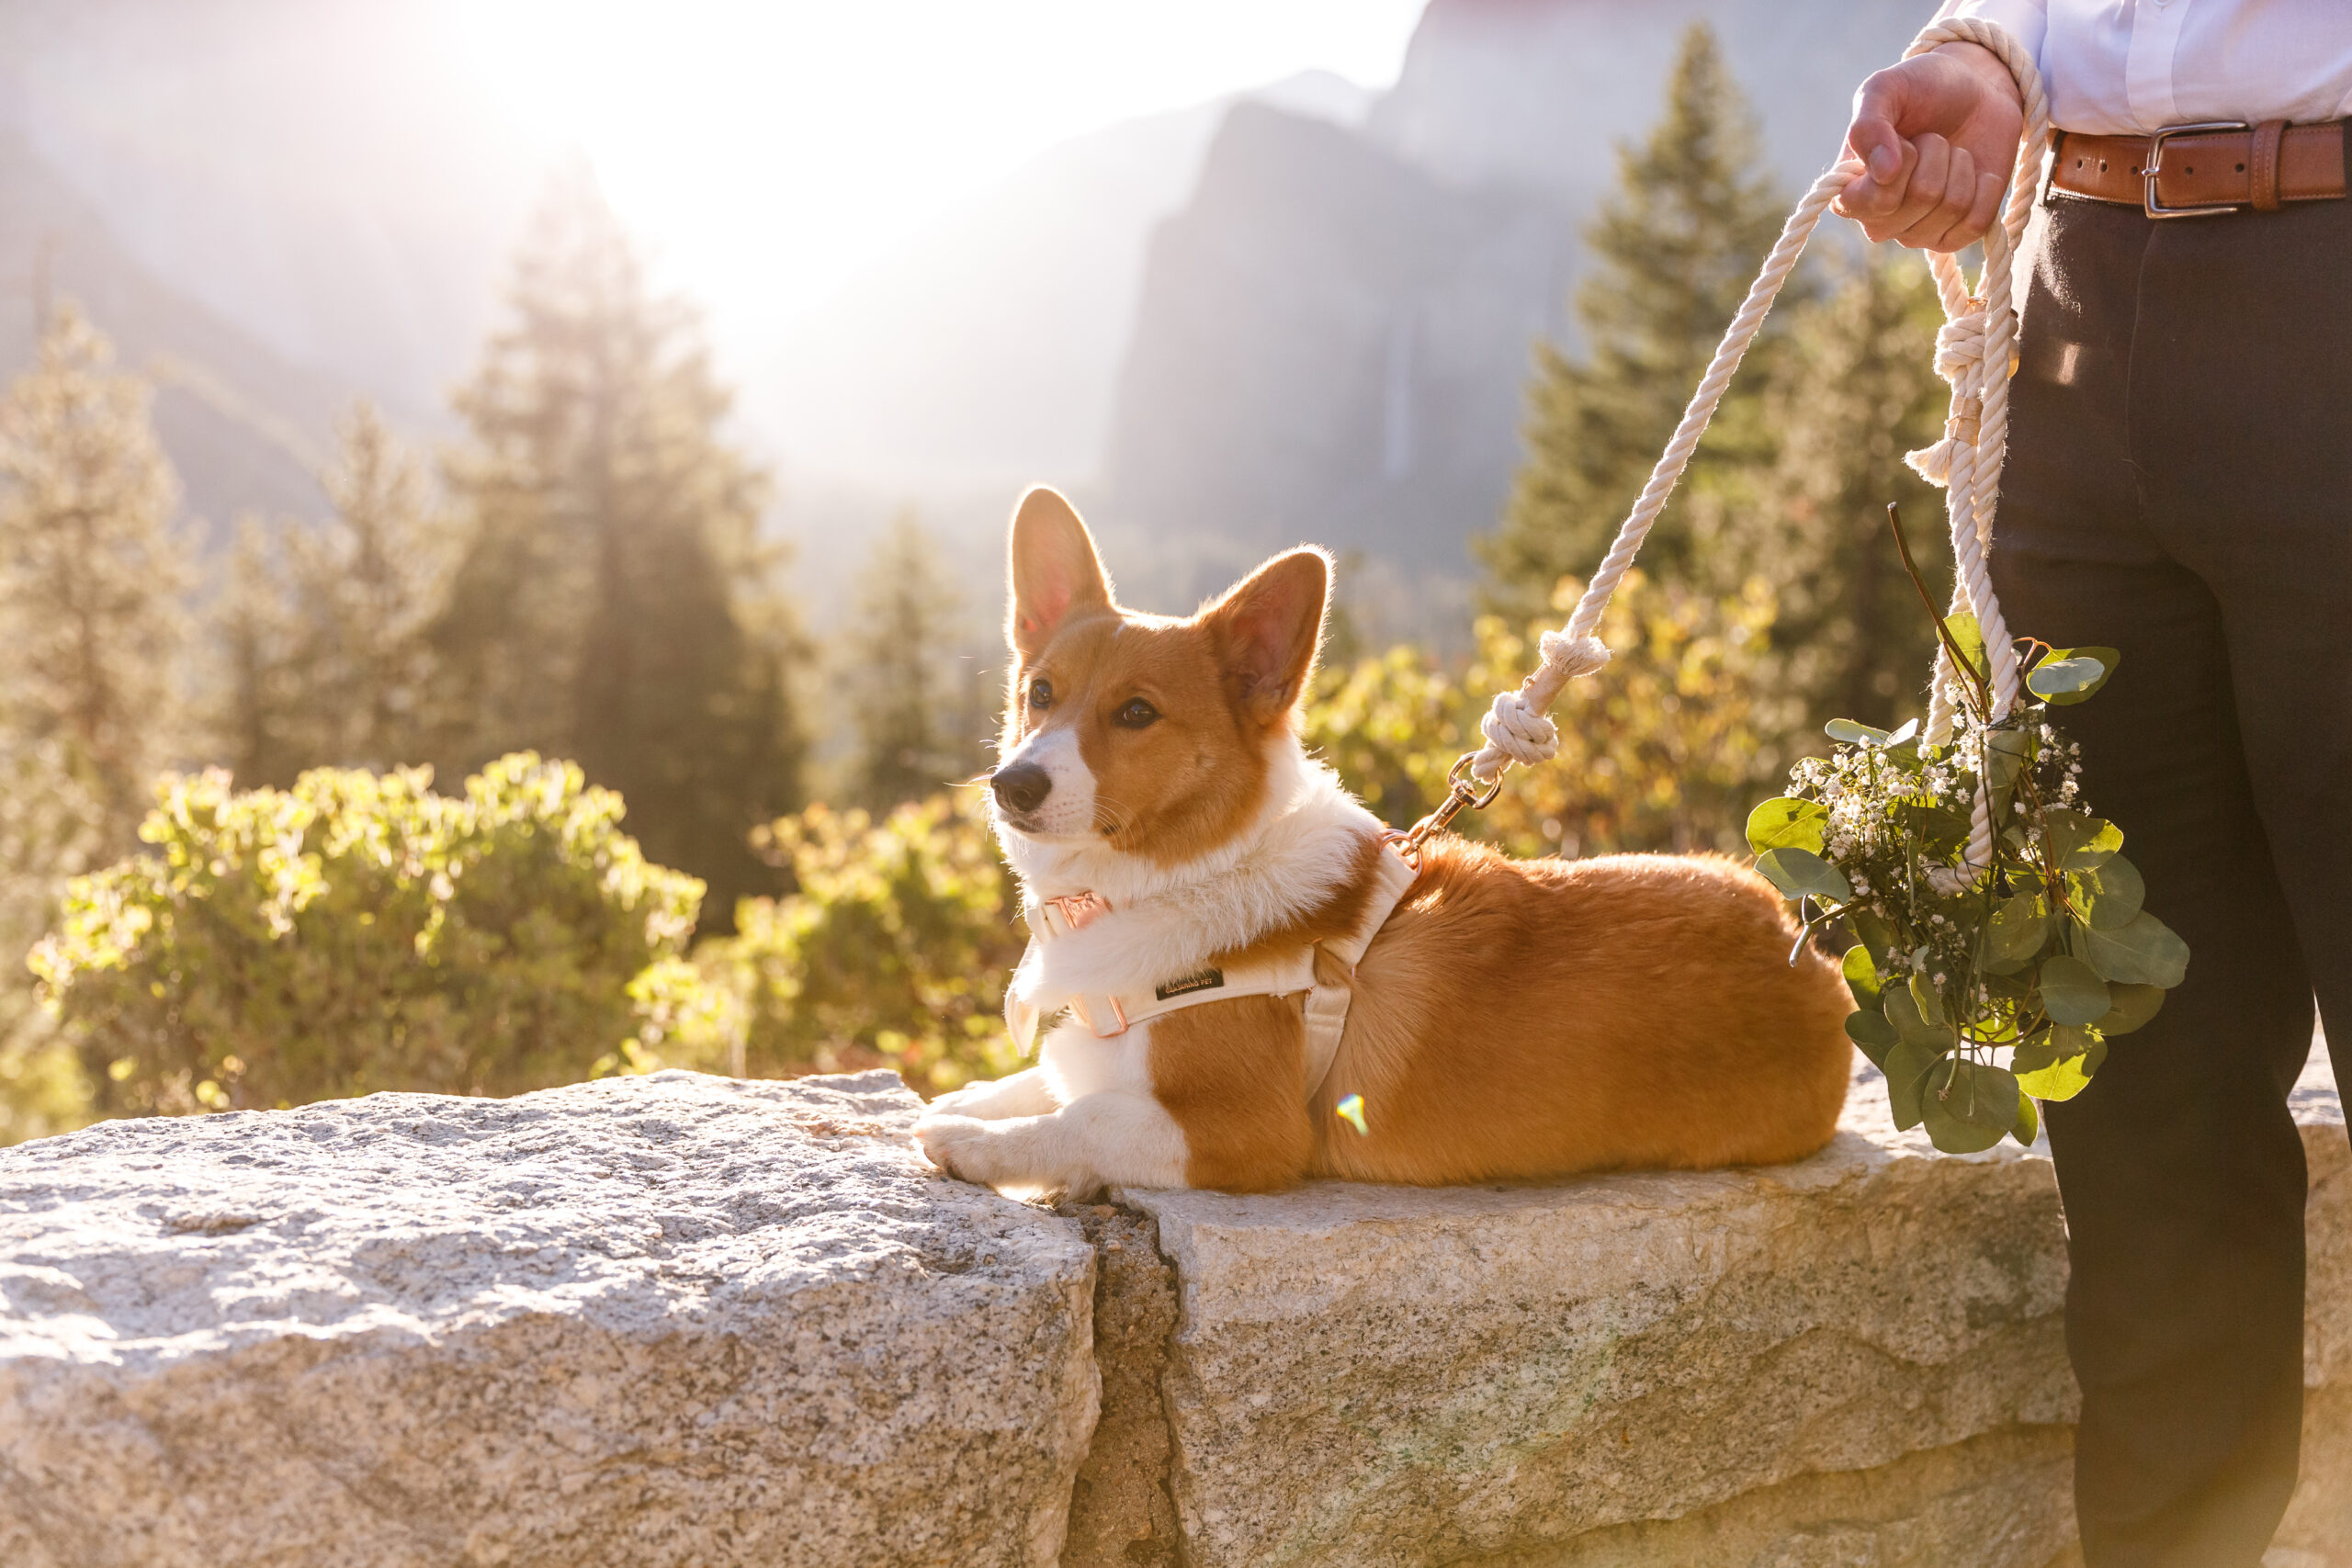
[991,761,1053,815]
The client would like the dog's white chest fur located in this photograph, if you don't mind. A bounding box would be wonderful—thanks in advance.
[996,739,1384,1017]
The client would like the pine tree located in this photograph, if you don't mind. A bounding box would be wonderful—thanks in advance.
[429,172,806,928]
[213,516,301,788]
[207,405,449,786]
[0,304,187,852]
[847,512,966,810]
[285,403,447,773]
[1727,251,1955,731]
[1482,22,1792,611]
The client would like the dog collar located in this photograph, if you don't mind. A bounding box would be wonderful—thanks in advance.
[1004,840,1420,1103]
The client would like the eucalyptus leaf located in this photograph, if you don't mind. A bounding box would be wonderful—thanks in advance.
[2075,909,2189,987]
[1846,1008,1898,1066]
[1826,718,1892,747]
[2095,981,2165,1036]
[1885,1039,1939,1131]
[1944,613,1988,682]
[2027,656,2108,699]
[1755,847,1852,903]
[1849,909,1896,965]
[1924,1059,2011,1153]
[2013,1025,2106,1102]
[1884,987,1958,1053]
[1984,892,2050,971]
[2069,853,2146,931]
[2013,1090,2041,1147]
[1980,967,2033,1003]
[1747,796,1829,855]
[1985,728,2033,792]
[1909,971,1947,1028]
[1961,1061,2024,1134]
[2035,645,2120,706]
[2045,812,2122,871]
[1841,943,1883,1007]
[2037,955,2111,1026]
[1901,801,1973,858]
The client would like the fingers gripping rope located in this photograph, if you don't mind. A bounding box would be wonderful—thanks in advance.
[1465,16,2049,901]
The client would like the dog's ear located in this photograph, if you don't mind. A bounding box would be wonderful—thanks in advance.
[1007,487,1114,658]
[1205,547,1329,729]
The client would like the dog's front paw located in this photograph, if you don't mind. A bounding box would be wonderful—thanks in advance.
[914,1113,1000,1186]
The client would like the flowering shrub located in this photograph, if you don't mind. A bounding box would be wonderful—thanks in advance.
[31,755,704,1114]
[1749,616,2188,1151]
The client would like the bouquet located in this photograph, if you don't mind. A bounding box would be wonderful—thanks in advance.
[1748,515,2188,1153]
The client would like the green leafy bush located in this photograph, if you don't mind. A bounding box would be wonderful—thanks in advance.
[671,794,1024,1096]
[31,754,703,1115]
[1303,570,1788,857]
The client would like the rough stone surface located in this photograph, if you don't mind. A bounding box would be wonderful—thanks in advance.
[0,1070,1099,1568]
[1060,1203,1182,1568]
[2,1055,2343,1568]
[1123,1055,2351,1568]
[2278,1056,2351,1564]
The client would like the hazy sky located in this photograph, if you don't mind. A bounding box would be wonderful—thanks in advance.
[442,1,1429,337]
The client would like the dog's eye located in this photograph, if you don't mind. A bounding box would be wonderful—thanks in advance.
[1114,697,1159,730]
[1027,677,1052,710]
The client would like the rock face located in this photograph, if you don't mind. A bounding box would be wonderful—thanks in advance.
[0,1070,1100,1568]
[1,1058,2345,1568]
[1125,1072,2079,1568]
[1118,1058,2349,1568]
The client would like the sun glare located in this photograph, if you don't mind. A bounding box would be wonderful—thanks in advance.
[437,0,1424,337]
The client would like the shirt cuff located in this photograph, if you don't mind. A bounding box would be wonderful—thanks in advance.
[1934,0,2048,65]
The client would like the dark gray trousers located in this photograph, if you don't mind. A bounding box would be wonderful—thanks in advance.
[1992,180,2352,1567]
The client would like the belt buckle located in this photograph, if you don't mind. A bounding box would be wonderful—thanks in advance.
[2143,120,2250,218]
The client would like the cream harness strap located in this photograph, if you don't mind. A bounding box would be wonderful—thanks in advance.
[1005,841,1420,1100]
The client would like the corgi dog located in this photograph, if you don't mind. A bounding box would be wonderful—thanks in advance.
[912,487,1852,1199]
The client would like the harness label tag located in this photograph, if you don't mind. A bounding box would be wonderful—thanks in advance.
[1155,967,1226,1002]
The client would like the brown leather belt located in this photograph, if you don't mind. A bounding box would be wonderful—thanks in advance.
[2051,120,2347,216]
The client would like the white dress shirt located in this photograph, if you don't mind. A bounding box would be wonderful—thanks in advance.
[1938,0,2352,133]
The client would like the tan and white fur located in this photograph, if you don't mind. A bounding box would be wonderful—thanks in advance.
[913,488,1852,1198]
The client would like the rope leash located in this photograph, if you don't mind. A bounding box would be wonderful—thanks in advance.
[1397,17,2051,886]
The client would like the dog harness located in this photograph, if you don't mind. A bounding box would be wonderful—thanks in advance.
[1004,840,1421,1100]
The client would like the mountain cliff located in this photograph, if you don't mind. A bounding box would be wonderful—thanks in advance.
[1100,0,1936,619]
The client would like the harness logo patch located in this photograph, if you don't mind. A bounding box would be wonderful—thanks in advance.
[1155,968,1226,1002]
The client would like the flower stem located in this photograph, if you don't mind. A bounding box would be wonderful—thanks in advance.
[1886,503,1991,721]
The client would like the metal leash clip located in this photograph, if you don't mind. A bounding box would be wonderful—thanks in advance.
[1385,750,1504,868]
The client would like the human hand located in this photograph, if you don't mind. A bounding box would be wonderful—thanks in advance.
[1835,42,2025,252]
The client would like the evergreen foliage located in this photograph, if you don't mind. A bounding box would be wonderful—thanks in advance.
[31,754,705,1115]
[430,172,806,929]
[213,517,300,789]
[0,305,187,852]
[1482,22,1792,610]
[211,405,451,788]
[846,512,970,810]
[1725,254,1953,731]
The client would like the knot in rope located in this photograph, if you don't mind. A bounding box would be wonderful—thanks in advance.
[1905,299,1990,485]
[1479,690,1560,766]
[1931,299,1987,380]
[1469,634,1607,775]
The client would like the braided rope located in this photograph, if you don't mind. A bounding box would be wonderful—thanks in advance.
[1470,17,2050,893]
